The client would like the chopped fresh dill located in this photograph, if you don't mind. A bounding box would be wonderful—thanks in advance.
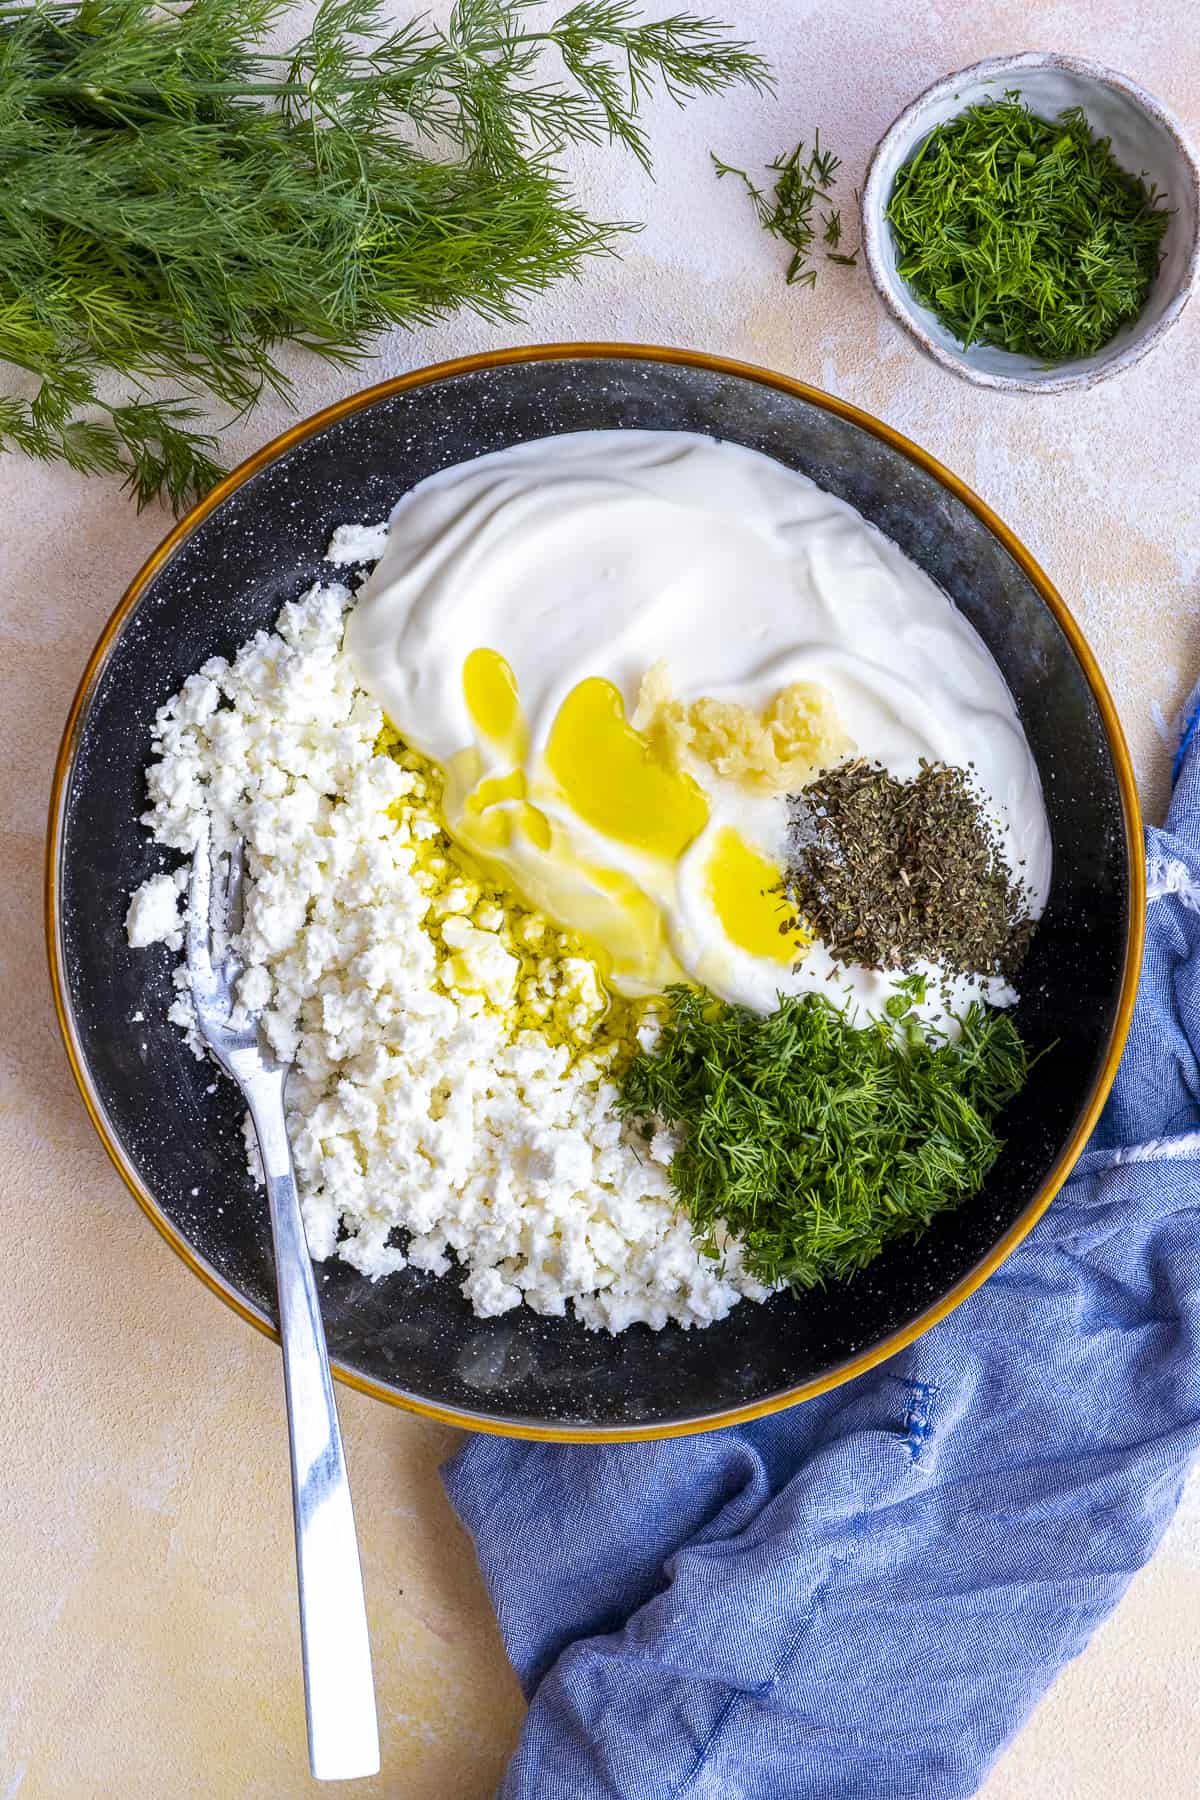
[886,92,1170,361]
[0,0,770,510]
[617,979,1033,1291]
[712,130,858,286]
[822,205,857,266]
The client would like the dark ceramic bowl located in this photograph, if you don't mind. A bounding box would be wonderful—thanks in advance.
[47,345,1143,1440]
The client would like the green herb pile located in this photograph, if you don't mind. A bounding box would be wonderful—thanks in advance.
[0,0,768,509]
[783,757,1034,980]
[618,980,1031,1289]
[886,93,1169,361]
[712,131,856,287]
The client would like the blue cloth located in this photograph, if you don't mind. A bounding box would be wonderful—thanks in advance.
[444,729,1200,1800]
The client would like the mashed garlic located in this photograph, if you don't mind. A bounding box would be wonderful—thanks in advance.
[632,660,849,793]
[128,578,769,1332]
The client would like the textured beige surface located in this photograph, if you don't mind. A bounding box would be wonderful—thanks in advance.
[3,1,1200,1794]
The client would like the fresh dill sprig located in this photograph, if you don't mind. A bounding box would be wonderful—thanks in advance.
[886,92,1170,361]
[1,389,225,511]
[0,0,771,510]
[617,979,1033,1290]
[712,129,857,285]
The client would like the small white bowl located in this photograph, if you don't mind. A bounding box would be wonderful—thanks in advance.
[861,52,1200,392]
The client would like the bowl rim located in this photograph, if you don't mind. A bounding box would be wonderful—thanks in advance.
[45,340,1146,1440]
[861,50,1200,394]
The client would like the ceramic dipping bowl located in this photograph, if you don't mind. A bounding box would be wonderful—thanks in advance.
[862,53,1200,392]
[47,345,1143,1439]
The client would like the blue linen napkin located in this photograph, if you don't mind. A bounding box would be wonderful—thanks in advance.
[444,716,1200,1800]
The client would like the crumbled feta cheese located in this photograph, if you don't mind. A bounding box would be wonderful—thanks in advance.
[129,573,769,1333]
[441,921,519,1004]
[324,521,390,566]
[125,868,187,950]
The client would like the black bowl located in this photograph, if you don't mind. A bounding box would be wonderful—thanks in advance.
[47,345,1143,1439]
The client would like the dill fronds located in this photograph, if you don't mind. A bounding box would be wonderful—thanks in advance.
[0,0,771,509]
[712,129,857,286]
[617,979,1033,1290]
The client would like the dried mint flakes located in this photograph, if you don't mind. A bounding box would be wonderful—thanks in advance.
[783,758,1034,980]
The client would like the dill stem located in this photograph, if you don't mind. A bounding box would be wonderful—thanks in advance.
[23,45,571,105]
[24,77,304,98]
[18,24,604,91]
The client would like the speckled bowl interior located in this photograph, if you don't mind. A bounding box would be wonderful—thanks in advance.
[862,53,1200,392]
[50,348,1138,1437]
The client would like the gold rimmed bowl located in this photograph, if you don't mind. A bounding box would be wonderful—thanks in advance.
[46,345,1144,1440]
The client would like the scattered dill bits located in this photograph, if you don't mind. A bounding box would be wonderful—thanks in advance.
[782,758,1034,980]
[0,0,770,511]
[886,93,1170,361]
[617,979,1031,1290]
[712,132,857,286]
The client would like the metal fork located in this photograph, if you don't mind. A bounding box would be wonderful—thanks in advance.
[188,830,380,1782]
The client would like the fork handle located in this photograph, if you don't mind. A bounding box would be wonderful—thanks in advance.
[245,1072,380,1782]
